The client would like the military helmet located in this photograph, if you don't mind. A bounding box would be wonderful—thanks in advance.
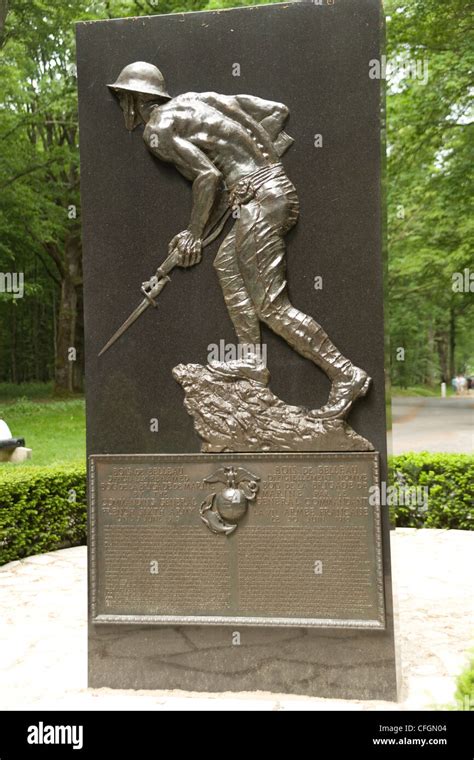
[107,62,171,99]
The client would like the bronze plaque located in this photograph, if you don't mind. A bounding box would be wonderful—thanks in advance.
[90,452,385,629]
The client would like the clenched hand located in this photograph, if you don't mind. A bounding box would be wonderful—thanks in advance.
[169,230,202,267]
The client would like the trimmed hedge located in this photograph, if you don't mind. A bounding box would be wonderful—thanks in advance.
[0,454,472,564]
[390,453,474,530]
[0,465,87,565]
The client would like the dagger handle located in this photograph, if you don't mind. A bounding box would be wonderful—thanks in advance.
[156,248,180,279]
[141,249,179,306]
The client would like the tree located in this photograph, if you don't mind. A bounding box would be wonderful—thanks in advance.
[386,0,473,385]
[0,2,94,391]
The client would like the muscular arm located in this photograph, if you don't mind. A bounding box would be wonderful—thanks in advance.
[146,129,221,240]
[235,94,289,140]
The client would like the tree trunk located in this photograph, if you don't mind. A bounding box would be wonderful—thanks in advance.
[435,329,449,383]
[0,1,8,48]
[426,321,436,387]
[10,302,17,384]
[449,306,456,379]
[54,234,82,395]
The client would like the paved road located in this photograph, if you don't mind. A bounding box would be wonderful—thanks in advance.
[391,396,474,455]
[1,531,472,710]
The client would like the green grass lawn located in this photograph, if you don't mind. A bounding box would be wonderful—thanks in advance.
[0,396,85,467]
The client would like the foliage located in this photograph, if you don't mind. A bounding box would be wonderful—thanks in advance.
[386,0,473,385]
[0,463,87,564]
[0,1,90,390]
[455,654,474,711]
[390,453,474,529]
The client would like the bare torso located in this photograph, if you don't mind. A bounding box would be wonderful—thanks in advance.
[143,92,280,187]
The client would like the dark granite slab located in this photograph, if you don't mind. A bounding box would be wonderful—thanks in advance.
[77,1,398,699]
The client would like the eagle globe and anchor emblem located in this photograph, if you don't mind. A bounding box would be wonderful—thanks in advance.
[200,466,260,535]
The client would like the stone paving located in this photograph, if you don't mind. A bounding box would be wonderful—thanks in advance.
[0,529,472,710]
[391,396,474,454]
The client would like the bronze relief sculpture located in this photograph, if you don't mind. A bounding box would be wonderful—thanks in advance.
[103,61,373,452]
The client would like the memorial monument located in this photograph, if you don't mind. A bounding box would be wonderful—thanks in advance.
[77,1,398,699]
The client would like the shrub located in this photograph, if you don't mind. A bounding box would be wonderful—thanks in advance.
[0,465,87,565]
[455,655,474,711]
[389,453,474,530]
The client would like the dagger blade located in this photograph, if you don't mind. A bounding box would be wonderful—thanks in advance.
[98,297,151,357]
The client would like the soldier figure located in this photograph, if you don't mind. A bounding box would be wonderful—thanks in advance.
[108,62,371,418]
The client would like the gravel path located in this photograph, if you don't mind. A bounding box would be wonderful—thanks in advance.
[391,396,474,454]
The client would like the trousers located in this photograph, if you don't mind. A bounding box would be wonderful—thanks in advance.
[214,163,350,380]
